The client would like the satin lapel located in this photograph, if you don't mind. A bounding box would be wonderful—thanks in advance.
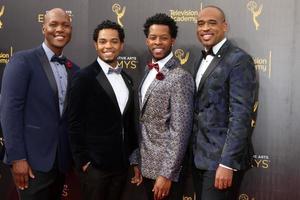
[138,67,150,111]
[197,41,231,93]
[121,72,133,115]
[62,64,72,115]
[193,56,204,79]
[36,46,59,105]
[140,57,177,114]
[95,63,119,110]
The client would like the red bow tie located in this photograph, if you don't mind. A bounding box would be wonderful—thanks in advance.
[147,62,159,71]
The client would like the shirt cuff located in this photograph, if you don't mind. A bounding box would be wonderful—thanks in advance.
[219,164,237,171]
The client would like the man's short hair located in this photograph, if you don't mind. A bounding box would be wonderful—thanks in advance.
[93,20,125,42]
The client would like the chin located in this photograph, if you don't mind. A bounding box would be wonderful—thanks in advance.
[104,59,114,64]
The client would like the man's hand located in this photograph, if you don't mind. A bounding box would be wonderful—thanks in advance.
[82,162,91,172]
[11,160,35,190]
[214,165,233,190]
[131,165,143,186]
[152,176,172,200]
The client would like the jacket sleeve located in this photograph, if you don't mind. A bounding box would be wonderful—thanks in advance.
[220,53,257,169]
[0,53,30,163]
[68,71,90,169]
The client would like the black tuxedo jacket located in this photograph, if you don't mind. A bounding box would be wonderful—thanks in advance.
[68,60,137,171]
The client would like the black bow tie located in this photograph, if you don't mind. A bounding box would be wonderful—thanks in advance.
[201,48,215,59]
[108,67,122,74]
[147,62,159,71]
[51,55,67,65]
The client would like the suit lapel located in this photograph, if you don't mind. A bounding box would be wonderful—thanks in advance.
[62,65,73,115]
[140,57,177,114]
[197,41,231,93]
[138,68,150,110]
[121,71,133,115]
[36,46,59,107]
[192,56,204,79]
[95,62,119,111]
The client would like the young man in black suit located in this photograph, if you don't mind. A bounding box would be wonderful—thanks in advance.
[68,20,138,200]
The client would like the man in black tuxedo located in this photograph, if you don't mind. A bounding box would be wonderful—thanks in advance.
[68,20,138,200]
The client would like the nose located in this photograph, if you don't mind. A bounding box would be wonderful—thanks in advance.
[104,41,113,48]
[56,25,65,32]
[201,22,210,31]
[154,37,162,45]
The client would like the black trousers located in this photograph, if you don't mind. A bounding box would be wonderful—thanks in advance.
[17,168,65,200]
[192,165,245,200]
[79,165,128,200]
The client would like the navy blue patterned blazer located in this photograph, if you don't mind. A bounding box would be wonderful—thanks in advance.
[191,40,257,171]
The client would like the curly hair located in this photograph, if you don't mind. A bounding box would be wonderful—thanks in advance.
[143,13,178,39]
[93,20,125,42]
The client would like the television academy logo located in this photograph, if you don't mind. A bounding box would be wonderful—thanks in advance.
[251,101,259,128]
[112,3,126,27]
[253,51,272,79]
[0,46,13,64]
[169,2,203,23]
[175,49,189,65]
[247,1,263,30]
[0,5,5,29]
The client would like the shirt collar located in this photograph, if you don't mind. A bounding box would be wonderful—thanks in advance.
[205,38,227,55]
[97,57,121,74]
[42,42,64,62]
[152,51,173,70]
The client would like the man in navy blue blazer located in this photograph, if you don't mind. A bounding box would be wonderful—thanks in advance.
[190,6,257,200]
[0,8,79,200]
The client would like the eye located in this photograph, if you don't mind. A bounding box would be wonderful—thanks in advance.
[198,21,205,26]
[148,35,157,40]
[111,39,120,44]
[63,23,71,28]
[48,23,57,27]
[160,36,169,41]
[98,40,106,44]
[208,20,217,26]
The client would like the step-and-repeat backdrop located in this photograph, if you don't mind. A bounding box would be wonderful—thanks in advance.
[1,0,300,199]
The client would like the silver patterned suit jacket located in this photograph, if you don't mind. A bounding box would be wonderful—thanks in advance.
[137,57,194,182]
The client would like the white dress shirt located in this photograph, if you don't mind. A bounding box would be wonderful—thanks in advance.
[195,38,227,90]
[141,52,173,103]
[97,57,129,114]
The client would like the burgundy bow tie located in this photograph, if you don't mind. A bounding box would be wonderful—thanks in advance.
[147,62,159,71]
[201,48,215,59]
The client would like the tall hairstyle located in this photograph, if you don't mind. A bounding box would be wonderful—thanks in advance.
[143,13,178,39]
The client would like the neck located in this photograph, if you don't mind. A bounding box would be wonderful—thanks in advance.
[44,42,63,56]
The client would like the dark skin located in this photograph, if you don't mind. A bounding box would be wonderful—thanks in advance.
[131,24,175,200]
[11,8,72,190]
[197,6,233,190]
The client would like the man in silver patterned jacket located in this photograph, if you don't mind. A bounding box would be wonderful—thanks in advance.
[131,13,194,200]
